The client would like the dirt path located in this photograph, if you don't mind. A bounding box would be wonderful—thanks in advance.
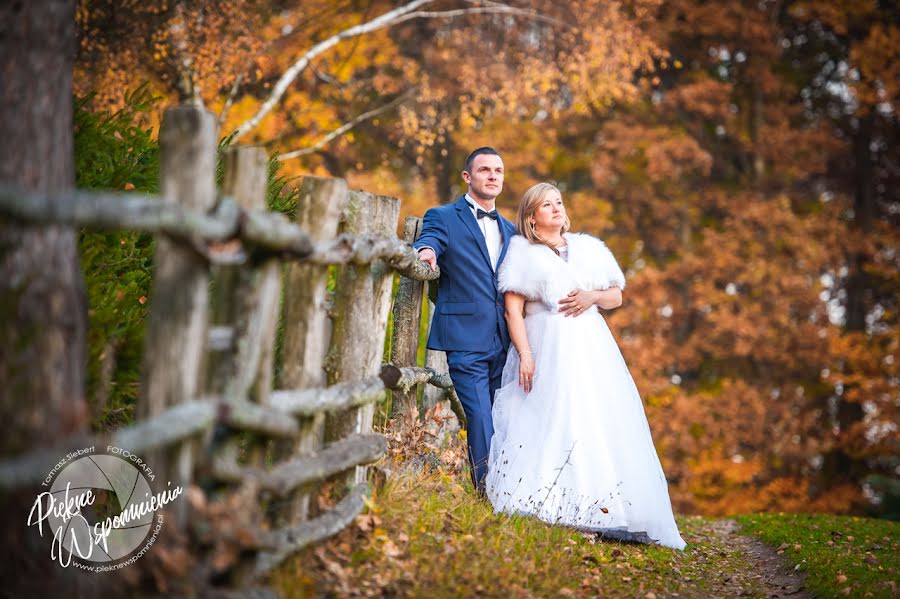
[696,519,811,598]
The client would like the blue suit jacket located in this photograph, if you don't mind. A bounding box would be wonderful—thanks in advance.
[414,195,517,352]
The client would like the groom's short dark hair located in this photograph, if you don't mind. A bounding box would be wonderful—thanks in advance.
[464,147,501,173]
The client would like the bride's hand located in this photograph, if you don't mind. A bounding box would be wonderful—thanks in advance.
[559,289,598,317]
[518,351,535,393]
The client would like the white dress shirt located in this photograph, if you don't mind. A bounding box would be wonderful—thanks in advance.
[466,193,502,271]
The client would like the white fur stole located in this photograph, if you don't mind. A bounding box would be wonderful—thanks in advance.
[498,233,625,312]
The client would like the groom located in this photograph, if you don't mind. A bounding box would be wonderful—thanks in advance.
[414,147,517,493]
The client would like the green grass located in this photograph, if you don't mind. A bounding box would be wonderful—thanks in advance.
[736,513,898,598]
[272,428,898,598]
[274,458,775,598]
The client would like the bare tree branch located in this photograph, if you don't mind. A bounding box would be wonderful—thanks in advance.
[229,0,563,142]
[218,73,245,126]
[276,91,414,161]
[313,67,344,88]
[229,0,436,141]
[393,6,565,27]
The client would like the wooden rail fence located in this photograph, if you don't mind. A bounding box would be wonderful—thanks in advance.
[0,103,461,596]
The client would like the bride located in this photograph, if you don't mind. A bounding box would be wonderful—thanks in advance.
[485,182,686,550]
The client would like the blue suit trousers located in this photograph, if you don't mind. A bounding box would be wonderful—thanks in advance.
[446,336,507,493]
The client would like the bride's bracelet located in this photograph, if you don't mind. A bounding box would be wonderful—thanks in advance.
[519,350,533,355]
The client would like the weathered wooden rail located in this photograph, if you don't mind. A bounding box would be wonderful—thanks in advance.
[0,103,457,596]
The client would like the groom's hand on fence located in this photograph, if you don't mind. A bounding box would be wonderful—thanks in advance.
[417,247,437,271]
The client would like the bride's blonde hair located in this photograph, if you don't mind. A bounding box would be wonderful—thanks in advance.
[517,182,571,255]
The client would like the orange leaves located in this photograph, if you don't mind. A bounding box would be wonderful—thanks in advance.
[644,133,713,181]
[790,1,897,115]
[851,23,900,109]
[605,183,861,515]
[789,1,880,37]
[661,76,734,123]
[75,0,669,176]
[73,0,896,520]
[75,0,265,109]
[592,121,713,188]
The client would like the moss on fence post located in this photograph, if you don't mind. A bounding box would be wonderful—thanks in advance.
[389,216,426,418]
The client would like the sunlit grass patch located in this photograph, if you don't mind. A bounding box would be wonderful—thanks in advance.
[272,462,770,598]
[736,513,898,598]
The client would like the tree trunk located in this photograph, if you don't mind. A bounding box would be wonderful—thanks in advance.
[845,112,875,332]
[434,135,457,204]
[0,2,94,595]
[750,85,765,181]
[0,0,87,455]
[824,111,875,483]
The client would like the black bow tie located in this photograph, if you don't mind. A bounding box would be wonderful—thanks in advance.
[476,208,498,220]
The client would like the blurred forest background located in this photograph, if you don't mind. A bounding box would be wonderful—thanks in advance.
[72,0,897,519]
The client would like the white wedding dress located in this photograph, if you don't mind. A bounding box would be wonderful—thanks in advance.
[486,234,686,550]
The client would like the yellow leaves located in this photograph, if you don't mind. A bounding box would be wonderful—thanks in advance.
[459,112,478,130]
[646,385,679,409]
[220,95,262,137]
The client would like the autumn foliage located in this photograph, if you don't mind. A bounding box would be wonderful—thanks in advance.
[74,0,898,517]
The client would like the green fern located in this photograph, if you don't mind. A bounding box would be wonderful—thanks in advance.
[75,84,302,431]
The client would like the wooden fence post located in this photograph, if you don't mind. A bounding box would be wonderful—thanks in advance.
[325,190,375,425]
[207,146,278,404]
[367,194,402,421]
[139,104,217,522]
[207,146,281,588]
[389,217,425,418]
[325,190,399,483]
[279,176,347,521]
[0,131,434,592]
[206,145,278,502]
[422,289,452,413]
